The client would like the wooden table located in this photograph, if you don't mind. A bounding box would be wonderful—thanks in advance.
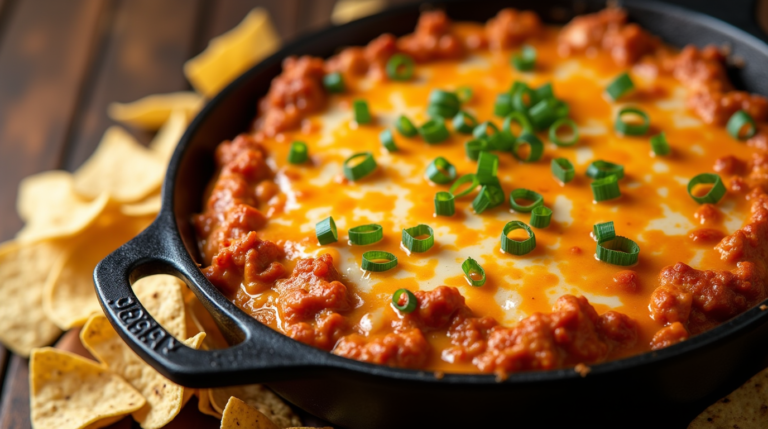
[1,1,768,428]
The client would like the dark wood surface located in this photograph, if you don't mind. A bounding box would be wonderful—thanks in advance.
[1,1,768,428]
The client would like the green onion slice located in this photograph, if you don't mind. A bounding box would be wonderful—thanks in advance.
[379,129,397,152]
[428,89,460,118]
[727,110,757,140]
[591,175,621,202]
[687,173,726,204]
[476,152,499,184]
[457,86,473,103]
[353,99,371,124]
[392,288,418,313]
[509,188,543,212]
[472,185,505,214]
[323,72,345,93]
[450,174,480,198]
[494,93,513,118]
[473,121,502,148]
[503,111,534,137]
[465,139,489,161]
[288,141,308,164]
[593,221,616,243]
[512,84,535,112]
[435,191,455,216]
[343,152,377,181]
[551,158,575,183]
[649,132,670,156]
[453,111,478,134]
[535,83,554,100]
[596,236,640,266]
[396,115,417,137]
[426,157,457,184]
[419,119,450,144]
[512,133,544,162]
[500,221,536,255]
[402,224,435,253]
[349,224,383,245]
[605,72,634,100]
[511,45,536,71]
[529,98,562,131]
[530,206,552,229]
[462,257,486,287]
[315,216,338,245]
[549,118,580,146]
[615,107,650,136]
[386,54,415,81]
[362,251,398,272]
[586,160,624,180]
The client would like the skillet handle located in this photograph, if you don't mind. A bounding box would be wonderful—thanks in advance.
[93,213,329,388]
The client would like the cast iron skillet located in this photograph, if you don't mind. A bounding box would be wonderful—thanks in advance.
[94,1,768,427]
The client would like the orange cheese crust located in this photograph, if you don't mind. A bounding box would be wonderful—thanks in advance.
[193,8,768,375]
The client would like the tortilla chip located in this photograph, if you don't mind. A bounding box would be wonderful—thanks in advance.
[80,315,204,429]
[220,396,280,429]
[30,347,146,429]
[107,91,203,130]
[210,385,301,428]
[184,8,280,97]
[185,293,229,350]
[0,241,62,356]
[149,108,188,163]
[331,0,384,24]
[132,274,188,340]
[120,193,162,217]
[689,366,768,428]
[44,215,153,330]
[73,126,165,203]
[16,170,73,223]
[196,389,222,419]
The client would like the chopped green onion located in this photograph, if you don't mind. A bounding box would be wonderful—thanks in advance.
[428,89,460,118]
[392,288,417,313]
[586,160,624,180]
[457,86,473,103]
[503,111,534,137]
[379,129,398,152]
[462,257,486,287]
[476,152,499,184]
[591,175,621,202]
[453,111,478,134]
[396,115,417,137]
[426,157,457,184]
[386,54,415,81]
[512,84,535,112]
[464,139,489,161]
[362,251,398,272]
[605,72,634,100]
[727,110,757,140]
[500,221,536,255]
[494,93,513,117]
[450,174,480,198]
[343,152,377,181]
[435,191,455,216]
[473,121,503,149]
[472,185,505,214]
[529,98,565,131]
[512,133,544,162]
[593,221,615,243]
[419,119,450,144]
[323,72,345,93]
[535,83,554,100]
[315,217,338,245]
[402,224,434,253]
[353,99,371,124]
[551,158,575,183]
[511,45,536,71]
[615,107,650,136]
[530,206,552,228]
[288,141,308,164]
[596,236,640,266]
[549,118,579,146]
[349,224,383,245]
[650,132,670,156]
[687,173,726,204]
[509,188,543,212]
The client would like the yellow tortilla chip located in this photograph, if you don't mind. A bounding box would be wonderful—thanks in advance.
[186,293,229,350]
[689,366,768,428]
[107,91,203,130]
[210,385,301,428]
[149,108,188,163]
[80,315,204,429]
[73,126,165,203]
[184,8,280,97]
[0,241,62,356]
[132,274,188,340]
[44,215,153,330]
[196,389,222,419]
[16,170,73,223]
[221,397,279,429]
[331,0,385,24]
[30,347,146,429]
[120,193,162,217]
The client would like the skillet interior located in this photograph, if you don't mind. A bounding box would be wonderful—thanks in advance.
[166,1,768,427]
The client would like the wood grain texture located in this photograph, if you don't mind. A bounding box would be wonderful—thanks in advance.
[63,0,205,170]
[297,0,337,34]
[0,356,30,429]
